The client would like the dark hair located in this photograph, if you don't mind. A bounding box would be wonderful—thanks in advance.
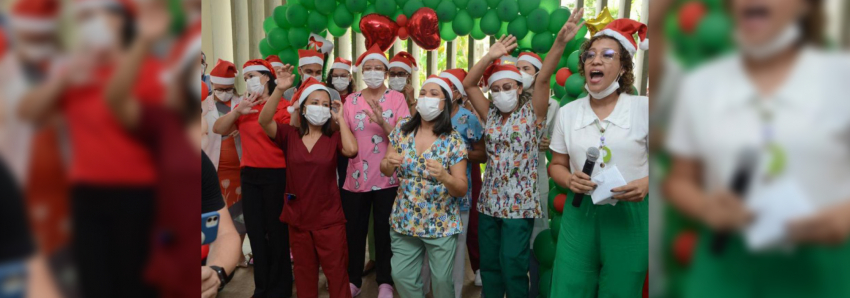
[577,35,635,95]
[325,70,354,95]
[400,89,454,136]
[178,59,201,125]
[105,6,136,49]
[255,71,277,96]
[297,90,334,137]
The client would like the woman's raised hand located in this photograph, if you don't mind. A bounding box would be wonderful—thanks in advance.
[276,64,296,91]
[556,7,586,44]
[331,101,344,121]
[487,35,518,60]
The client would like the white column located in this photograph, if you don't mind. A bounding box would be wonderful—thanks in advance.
[354,33,367,90]
[201,0,214,74]
[617,0,631,19]
[231,0,251,91]
[210,0,234,65]
[248,0,265,60]
[633,0,649,95]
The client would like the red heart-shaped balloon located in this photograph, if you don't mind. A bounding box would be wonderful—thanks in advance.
[359,14,399,52]
[407,8,440,51]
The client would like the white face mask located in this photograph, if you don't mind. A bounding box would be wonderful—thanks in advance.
[585,73,621,100]
[78,15,115,49]
[491,90,518,113]
[388,77,407,91]
[363,70,385,89]
[416,97,443,121]
[332,77,350,91]
[735,23,801,61]
[215,90,233,102]
[304,105,331,125]
[304,74,322,82]
[246,76,265,94]
[520,71,535,89]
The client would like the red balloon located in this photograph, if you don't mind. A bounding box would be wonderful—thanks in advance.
[397,14,408,27]
[398,27,409,40]
[360,13,399,52]
[407,8,440,50]
[554,194,566,213]
[555,68,572,87]
[673,230,698,266]
[678,1,707,34]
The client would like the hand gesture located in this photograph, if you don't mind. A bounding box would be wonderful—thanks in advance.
[276,64,296,91]
[331,101,344,121]
[611,177,649,202]
[201,266,220,298]
[568,171,596,194]
[699,191,752,232]
[234,93,260,115]
[539,137,551,152]
[425,159,447,181]
[137,0,171,41]
[366,99,385,126]
[487,35,518,60]
[555,7,586,44]
[789,207,850,245]
[385,149,403,169]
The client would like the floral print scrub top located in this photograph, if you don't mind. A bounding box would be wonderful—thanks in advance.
[479,100,544,219]
[451,107,484,211]
[388,118,468,238]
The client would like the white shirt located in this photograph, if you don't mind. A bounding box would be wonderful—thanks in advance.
[550,93,649,184]
[665,48,850,209]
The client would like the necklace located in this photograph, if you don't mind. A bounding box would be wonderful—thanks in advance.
[594,120,612,168]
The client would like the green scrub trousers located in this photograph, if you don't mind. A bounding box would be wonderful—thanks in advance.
[390,231,458,298]
[551,196,648,297]
[479,213,535,298]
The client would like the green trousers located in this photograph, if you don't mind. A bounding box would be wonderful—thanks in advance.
[479,214,534,298]
[551,197,648,298]
[390,231,457,298]
[684,229,850,298]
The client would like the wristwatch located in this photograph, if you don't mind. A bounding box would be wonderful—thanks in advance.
[209,265,228,291]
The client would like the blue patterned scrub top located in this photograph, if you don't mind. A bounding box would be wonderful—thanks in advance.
[451,108,484,211]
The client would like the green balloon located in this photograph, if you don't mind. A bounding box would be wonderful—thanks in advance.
[376,0,397,16]
[574,19,587,40]
[308,10,328,33]
[471,18,486,40]
[496,0,518,22]
[352,13,363,32]
[480,10,500,35]
[259,38,275,57]
[278,48,299,66]
[267,28,290,50]
[315,0,336,15]
[436,0,457,21]
[526,8,549,33]
[346,0,368,13]
[363,4,376,16]
[452,10,473,36]
[286,4,309,27]
[532,32,553,53]
[664,12,682,40]
[559,93,574,107]
[549,75,557,90]
[485,0,499,8]
[696,12,731,51]
[328,17,348,36]
[424,0,440,10]
[497,21,509,39]
[453,0,469,9]
[578,91,587,98]
[467,0,487,18]
[518,31,534,49]
[550,214,561,238]
[539,269,553,297]
[507,16,527,40]
[566,50,580,73]
[403,0,424,17]
[288,27,310,49]
[396,0,410,7]
[440,22,457,40]
[533,229,556,268]
[297,0,313,9]
[548,7,570,33]
[333,5,355,28]
[547,189,558,212]
[517,0,539,16]
[265,16,279,33]
[539,0,558,13]
[553,80,565,98]
[570,37,587,53]
[556,55,567,69]
[564,73,585,96]
[630,86,639,95]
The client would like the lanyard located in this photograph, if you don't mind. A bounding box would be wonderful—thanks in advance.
[594,120,613,168]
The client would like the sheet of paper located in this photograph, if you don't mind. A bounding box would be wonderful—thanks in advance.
[590,165,628,206]
[743,177,816,252]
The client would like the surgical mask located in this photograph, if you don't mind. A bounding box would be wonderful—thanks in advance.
[363,70,385,89]
[304,105,331,125]
[520,71,535,89]
[246,76,265,94]
[388,77,407,91]
[304,74,322,82]
[215,90,233,102]
[78,16,114,49]
[585,73,621,100]
[491,90,518,113]
[332,77,350,91]
[416,97,443,121]
[735,23,801,61]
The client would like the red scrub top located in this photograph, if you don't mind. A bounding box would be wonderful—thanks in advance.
[274,123,347,231]
[234,99,291,168]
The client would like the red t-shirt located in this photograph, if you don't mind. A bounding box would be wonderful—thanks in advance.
[274,123,347,230]
[60,58,163,186]
[235,99,291,168]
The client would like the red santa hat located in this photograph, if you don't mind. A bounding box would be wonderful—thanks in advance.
[331,57,352,73]
[422,75,454,101]
[163,20,201,84]
[10,0,59,32]
[287,77,330,113]
[439,69,468,97]
[354,44,388,72]
[594,18,649,56]
[73,0,136,16]
[265,55,284,68]
[243,59,276,79]
[209,59,237,85]
[481,63,522,92]
[517,52,542,70]
[201,82,208,102]
[388,51,418,73]
[298,49,324,67]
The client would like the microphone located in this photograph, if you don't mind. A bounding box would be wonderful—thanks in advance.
[711,149,758,255]
[572,147,600,208]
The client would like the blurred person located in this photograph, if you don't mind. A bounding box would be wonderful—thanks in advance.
[664,0,850,297]
[256,72,358,298]
[380,75,468,298]
[342,44,410,297]
[212,58,293,298]
[387,51,418,112]
[283,49,342,102]
[327,57,355,192]
[201,151,241,298]
[548,18,650,297]
[202,51,212,96]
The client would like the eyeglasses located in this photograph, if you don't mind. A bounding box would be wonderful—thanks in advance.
[490,83,518,92]
[214,88,235,93]
[581,49,620,64]
[388,71,409,78]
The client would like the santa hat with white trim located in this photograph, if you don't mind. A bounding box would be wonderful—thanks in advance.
[594,18,648,56]
[243,59,276,79]
[517,52,542,70]
[287,77,330,113]
[354,44,388,72]
[209,59,237,85]
[298,49,324,67]
[422,75,454,101]
[481,63,522,92]
[388,51,418,73]
[266,55,284,68]
[10,0,59,33]
[439,69,467,97]
[331,57,352,73]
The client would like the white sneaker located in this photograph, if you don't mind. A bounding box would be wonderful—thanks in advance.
[474,270,482,286]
